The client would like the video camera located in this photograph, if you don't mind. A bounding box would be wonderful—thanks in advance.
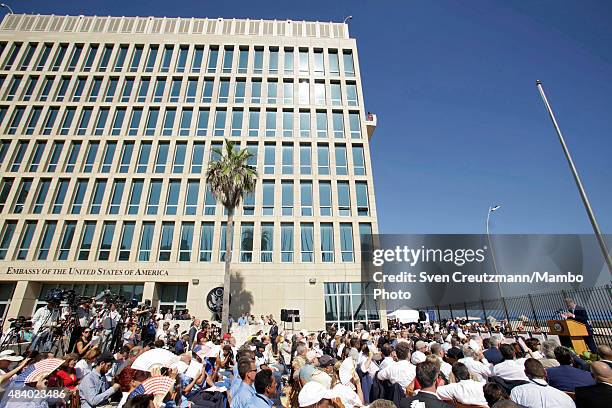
[95,290,139,314]
[46,288,92,309]
[45,288,76,306]
[8,316,32,330]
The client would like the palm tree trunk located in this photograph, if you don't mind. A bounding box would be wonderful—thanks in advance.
[221,207,234,335]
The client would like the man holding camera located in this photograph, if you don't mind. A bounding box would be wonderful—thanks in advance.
[30,299,61,352]
[100,303,121,352]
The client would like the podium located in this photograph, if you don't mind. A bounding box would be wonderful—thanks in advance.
[547,320,589,355]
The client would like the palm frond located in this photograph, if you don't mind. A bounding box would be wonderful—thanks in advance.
[206,139,258,210]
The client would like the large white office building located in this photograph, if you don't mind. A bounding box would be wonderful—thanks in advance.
[0,13,379,330]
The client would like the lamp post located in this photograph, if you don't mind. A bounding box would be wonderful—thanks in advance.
[486,205,500,238]
[486,205,503,297]
[343,15,353,24]
[0,3,13,14]
[486,205,510,326]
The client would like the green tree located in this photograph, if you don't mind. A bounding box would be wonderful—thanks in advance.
[206,139,257,334]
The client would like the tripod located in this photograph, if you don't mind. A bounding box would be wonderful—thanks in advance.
[47,325,69,357]
[0,326,23,354]
[103,320,124,353]
[28,308,57,353]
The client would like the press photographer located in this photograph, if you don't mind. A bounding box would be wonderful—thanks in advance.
[30,291,62,352]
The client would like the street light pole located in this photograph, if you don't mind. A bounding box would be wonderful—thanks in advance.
[0,3,14,14]
[486,205,510,327]
[486,205,503,297]
[536,80,612,276]
[343,15,353,24]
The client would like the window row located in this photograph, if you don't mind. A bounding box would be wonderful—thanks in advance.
[0,177,371,218]
[0,41,356,77]
[0,219,373,264]
[324,282,381,331]
[0,105,363,139]
[0,74,360,107]
[0,139,368,176]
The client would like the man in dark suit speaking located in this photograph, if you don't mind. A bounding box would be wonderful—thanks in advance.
[564,298,597,353]
[575,361,612,407]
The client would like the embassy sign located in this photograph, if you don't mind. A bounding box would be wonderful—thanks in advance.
[2,266,169,277]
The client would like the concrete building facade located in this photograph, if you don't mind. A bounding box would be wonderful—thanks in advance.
[0,13,380,330]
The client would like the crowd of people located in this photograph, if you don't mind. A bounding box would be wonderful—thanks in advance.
[0,298,610,407]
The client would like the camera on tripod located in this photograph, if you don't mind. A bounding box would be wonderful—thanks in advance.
[45,288,76,307]
[8,316,32,330]
[45,289,92,311]
[96,289,132,310]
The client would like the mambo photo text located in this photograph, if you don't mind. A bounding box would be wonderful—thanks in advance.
[369,246,583,300]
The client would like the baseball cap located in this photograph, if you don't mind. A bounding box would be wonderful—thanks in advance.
[415,340,428,350]
[318,355,337,368]
[298,381,336,407]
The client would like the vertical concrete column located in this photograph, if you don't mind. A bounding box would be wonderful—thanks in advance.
[3,280,41,331]
[142,281,158,307]
[187,280,208,321]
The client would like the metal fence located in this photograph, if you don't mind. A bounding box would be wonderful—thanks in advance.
[419,285,612,346]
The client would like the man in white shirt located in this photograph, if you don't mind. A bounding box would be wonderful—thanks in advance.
[378,343,397,371]
[100,303,121,349]
[493,343,528,381]
[32,301,60,334]
[437,362,488,406]
[510,358,575,408]
[458,344,491,382]
[377,341,416,389]
[430,343,452,380]
[156,321,170,343]
[411,340,428,364]
[31,300,61,351]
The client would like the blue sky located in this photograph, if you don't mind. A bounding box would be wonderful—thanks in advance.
[10,0,612,234]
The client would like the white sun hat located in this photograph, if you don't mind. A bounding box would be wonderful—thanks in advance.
[298,380,336,407]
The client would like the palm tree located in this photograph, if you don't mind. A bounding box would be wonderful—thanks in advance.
[206,139,257,334]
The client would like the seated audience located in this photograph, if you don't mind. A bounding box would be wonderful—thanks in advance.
[546,346,595,391]
[436,362,487,406]
[575,361,612,408]
[510,358,576,408]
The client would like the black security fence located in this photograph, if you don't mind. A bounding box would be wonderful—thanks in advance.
[420,285,612,346]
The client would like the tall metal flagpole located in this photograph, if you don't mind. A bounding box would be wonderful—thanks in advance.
[536,80,612,276]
